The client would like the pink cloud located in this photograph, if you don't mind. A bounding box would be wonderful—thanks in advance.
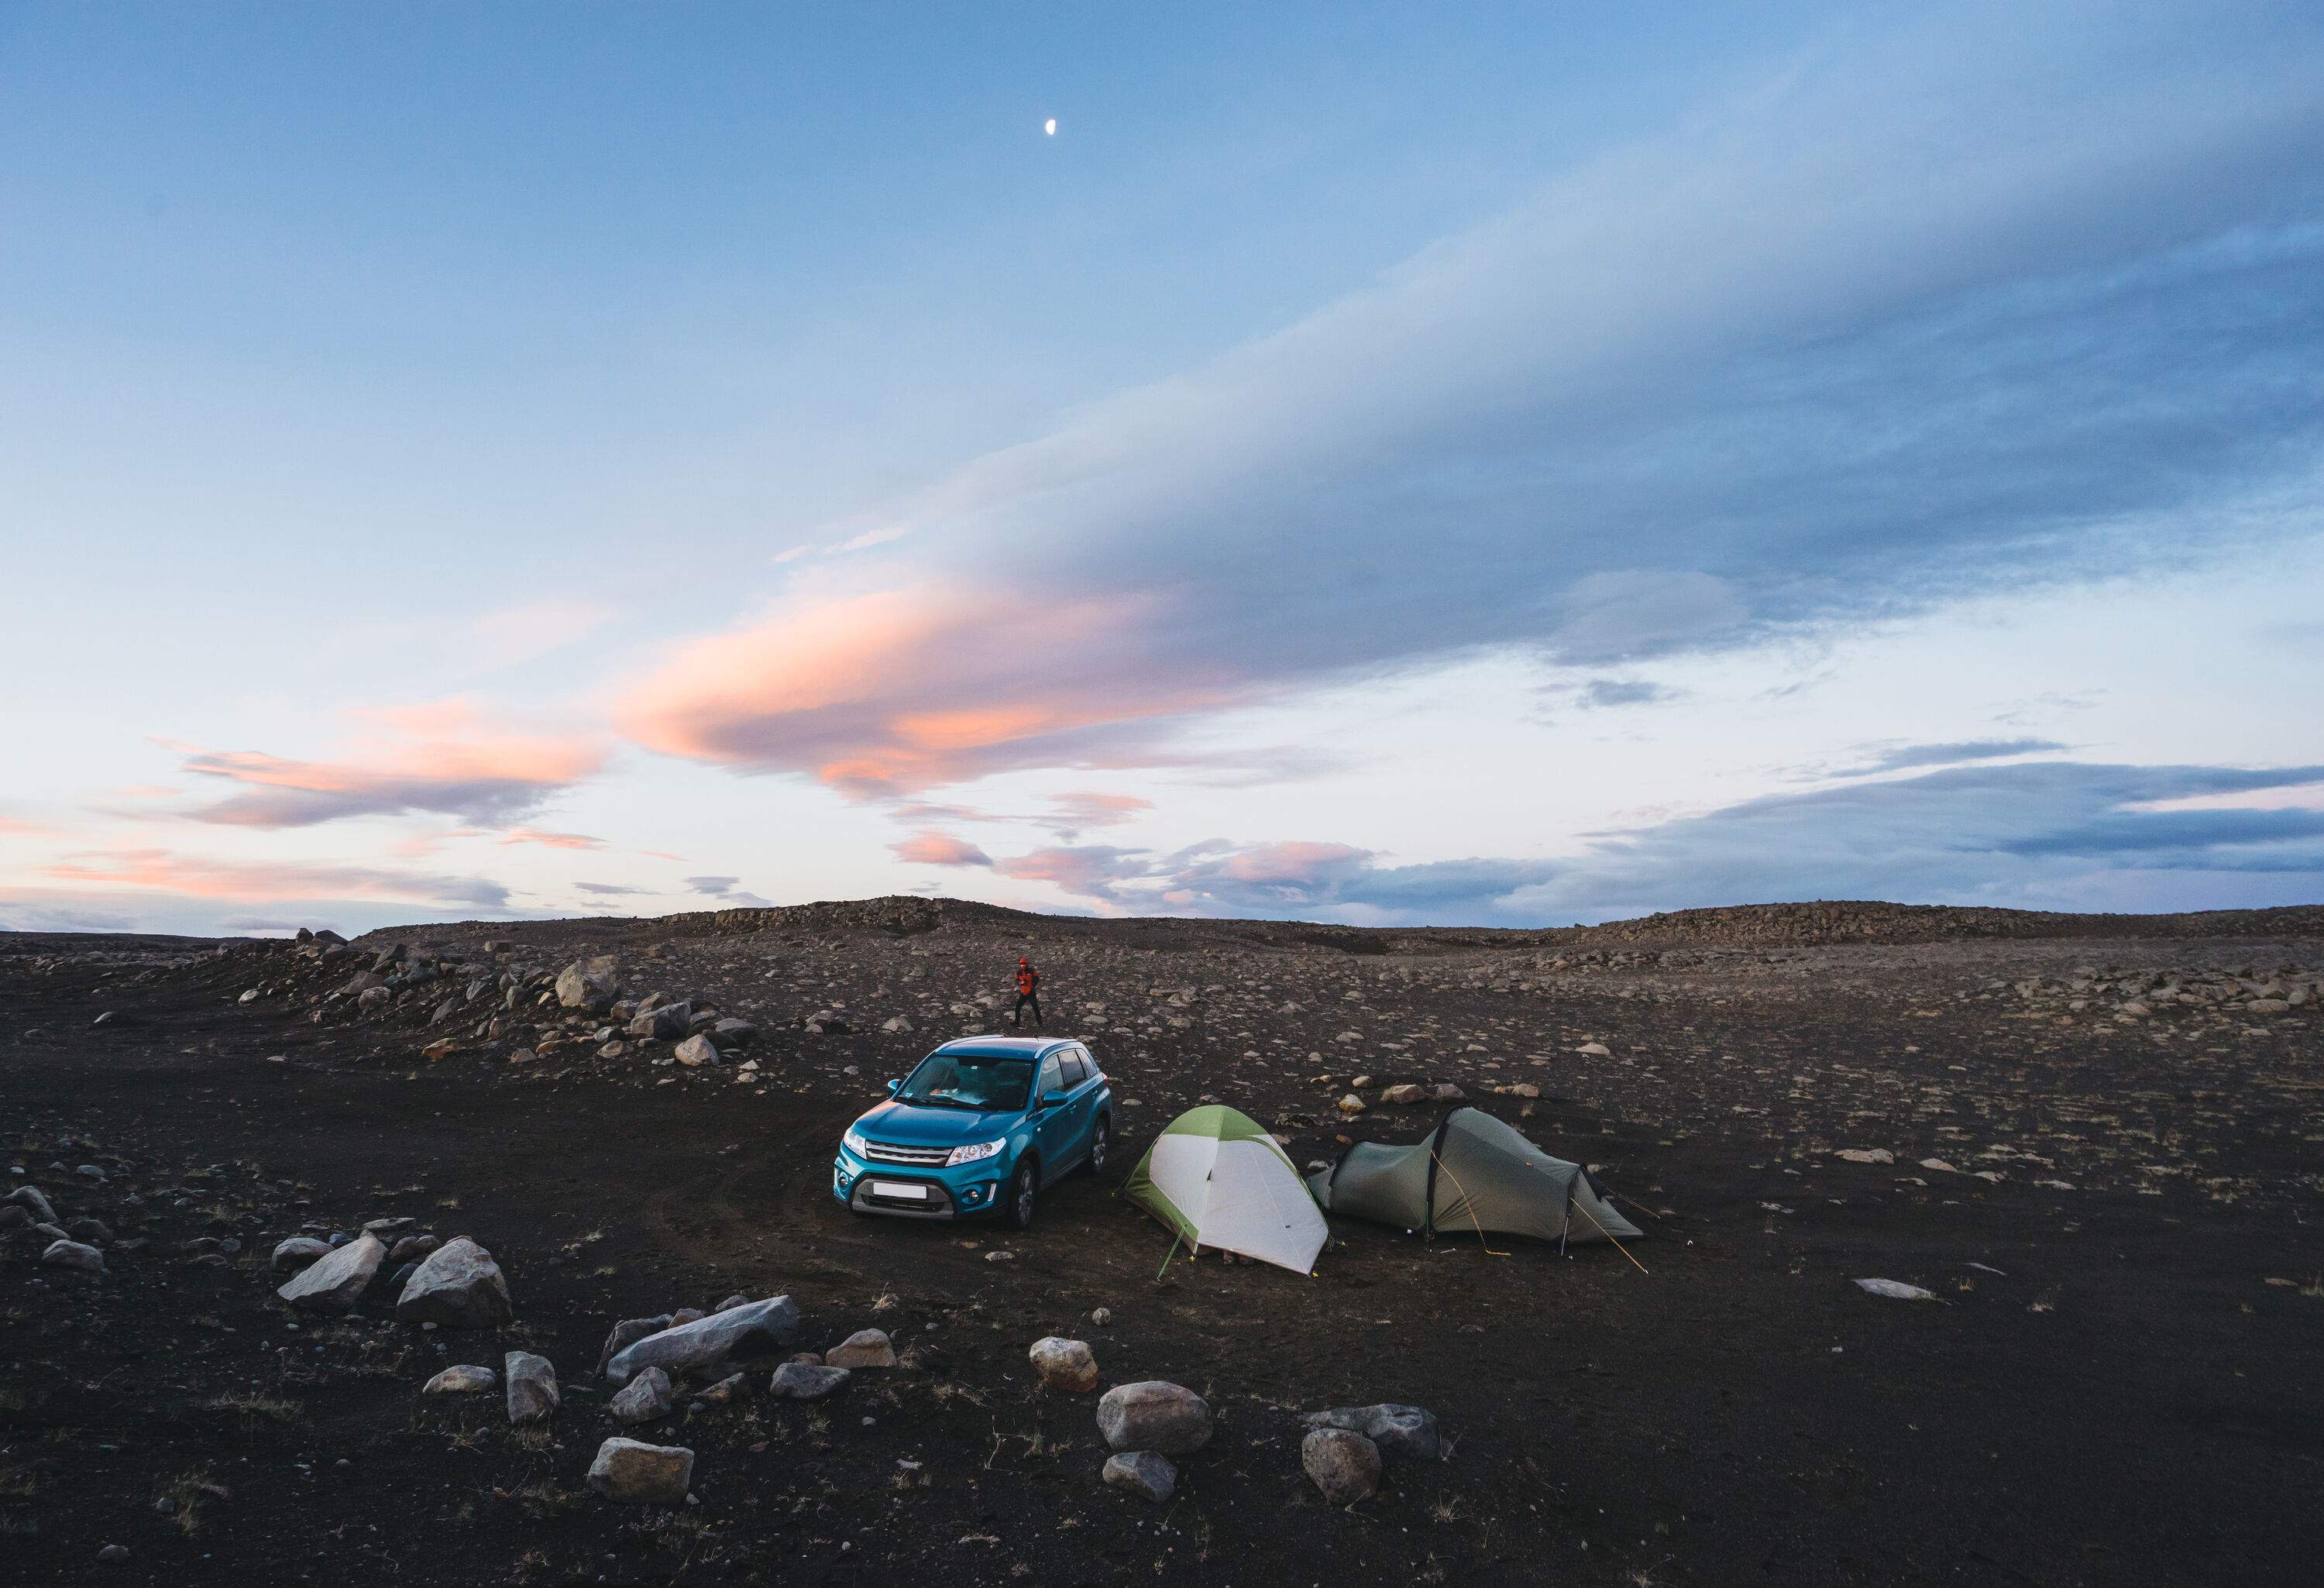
[40,847,510,908]
[614,586,1241,796]
[498,827,607,851]
[890,830,994,868]
[993,844,1153,902]
[180,698,607,828]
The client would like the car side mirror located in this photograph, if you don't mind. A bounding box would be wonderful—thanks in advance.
[885,1079,899,1095]
[1041,1090,1069,1110]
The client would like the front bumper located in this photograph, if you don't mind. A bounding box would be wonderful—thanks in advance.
[833,1149,1004,1220]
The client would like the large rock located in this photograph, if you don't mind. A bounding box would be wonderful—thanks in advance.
[395,1236,513,1328]
[41,1239,104,1274]
[1102,1449,1177,1503]
[768,1362,851,1400]
[626,1000,693,1040]
[825,1328,896,1369]
[672,1033,719,1067]
[9,1186,59,1224]
[1096,1381,1212,1456]
[1302,1428,1382,1504]
[422,1364,498,1395]
[271,1236,329,1273]
[555,957,621,1011]
[1379,1083,1425,1105]
[505,1351,559,1425]
[587,1438,693,1505]
[1301,1404,1440,1463]
[597,1314,674,1376]
[604,1295,799,1386]
[1028,1336,1098,1393]
[277,1232,383,1313]
[610,1366,676,1424]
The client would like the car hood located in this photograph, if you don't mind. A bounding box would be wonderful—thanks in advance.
[854,1100,1020,1146]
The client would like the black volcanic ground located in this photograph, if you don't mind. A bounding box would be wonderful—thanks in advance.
[4,898,2320,1587]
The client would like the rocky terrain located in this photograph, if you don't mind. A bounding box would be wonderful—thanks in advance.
[3,899,2320,1586]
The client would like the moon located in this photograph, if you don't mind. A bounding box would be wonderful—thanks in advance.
[1043,118,1057,136]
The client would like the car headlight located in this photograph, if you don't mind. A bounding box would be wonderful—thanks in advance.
[843,1129,870,1158]
[946,1138,1006,1168]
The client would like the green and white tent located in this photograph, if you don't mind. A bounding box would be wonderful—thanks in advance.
[1124,1105,1329,1275]
[1306,1107,1642,1247]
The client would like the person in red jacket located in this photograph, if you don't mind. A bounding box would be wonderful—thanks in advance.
[1011,957,1043,1028]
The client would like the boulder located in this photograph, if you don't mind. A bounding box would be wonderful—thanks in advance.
[597,1314,674,1377]
[41,1239,104,1274]
[271,1236,329,1273]
[1028,1336,1098,1393]
[1096,1381,1212,1456]
[672,1033,719,1067]
[586,1438,693,1506]
[10,1185,60,1224]
[388,1233,441,1265]
[277,1232,383,1314]
[65,1216,111,1245]
[555,958,621,1012]
[1102,1449,1177,1504]
[694,1372,752,1406]
[422,1364,498,1395]
[610,1366,676,1424]
[604,1295,799,1387]
[395,1237,513,1328]
[767,1363,851,1401]
[1337,1094,1366,1115]
[713,1018,758,1044]
[1302,1404,1439,1463]
[505,1351,559,1424]
[825,1328,896,1369]
[1302,1428,1382,1504]
[626,1001,692,1040]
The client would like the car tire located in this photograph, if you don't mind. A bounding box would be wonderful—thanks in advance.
[1081,1116,1110,1176]
[1003,1159,1037,1230]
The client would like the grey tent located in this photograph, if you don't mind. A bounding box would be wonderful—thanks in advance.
[1306,1108,1642,1246]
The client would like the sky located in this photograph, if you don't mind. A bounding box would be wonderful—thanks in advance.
[2,1,2321,937]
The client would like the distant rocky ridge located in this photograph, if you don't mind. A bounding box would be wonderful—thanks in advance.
[656,895,2324,952]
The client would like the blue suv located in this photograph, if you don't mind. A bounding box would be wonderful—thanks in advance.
[834,1036,1113,1229]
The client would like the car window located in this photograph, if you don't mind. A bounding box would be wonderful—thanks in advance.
[896,1054,1033,1111]
[1037,1054,1066,1098]
[1058,1053,1087,1088]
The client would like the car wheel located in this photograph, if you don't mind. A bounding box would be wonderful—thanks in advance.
[1003,1160,1037,1230]
[1082,1117,1110,1176]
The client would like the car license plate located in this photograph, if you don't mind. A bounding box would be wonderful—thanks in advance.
[870,1181,929,1200]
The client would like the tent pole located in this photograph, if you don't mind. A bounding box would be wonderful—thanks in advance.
[1567,1195,1651,1276]
[1154,1231,1183,1282]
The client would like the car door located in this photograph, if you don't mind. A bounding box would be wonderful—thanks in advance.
[1057,1049,1093,1163]
[1032,1051,1073,1183]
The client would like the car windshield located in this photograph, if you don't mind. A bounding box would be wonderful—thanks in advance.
[896,1053,1033,1111]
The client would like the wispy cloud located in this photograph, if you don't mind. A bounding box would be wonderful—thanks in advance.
[890,831,993,868]
[180,699,606,828]
[686,875,773,907]
[38,847,511,908]
[498,827,607,851]
[1834,738,2068,776]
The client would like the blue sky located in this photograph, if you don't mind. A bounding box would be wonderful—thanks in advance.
[3,1,2320,934]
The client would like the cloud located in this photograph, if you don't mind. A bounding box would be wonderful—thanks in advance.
[686,875,774,907]
[181,699,606,828]
[1043,791,1153,839]
[1157,841,1557,918]
[890,831,994,868]
[1836,738,2068,775]
[607,9,2324,795]
[575,881,651,896]
[993,844,1155,903]
[36,847,511,909]
[1539,678,1686,713]
[498,827,607,851]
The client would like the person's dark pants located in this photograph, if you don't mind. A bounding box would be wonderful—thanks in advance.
[1012,992,1042,1026]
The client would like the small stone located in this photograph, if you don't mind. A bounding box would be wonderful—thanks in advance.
[1303,1404,1439,1463]
[825,1328,896,1369]
[598,1315,674,1377]
[272,1236,330,1273]
[695,1372,752,1406]
[422,1364,498,1395]
[98,1543,130,1564]
[277,1233,383,1313]
[610,1366,676,1424]
[1574,1042,1611,1057]
[1028,1336,1098,1393]
[768,1363,851,1400]
[1090,1307,1112,1327]
[505,1350,559,1424]
[672,1033,719,1067]
[1835,1148,1895,1164]
[1380,1084,1423,1105]
[1854,1277,1938,1301]
[395,1236,513,1329]
[1302,1428,1382,1504]
[586,1437,693,1505]
[1102,1449,1176,1503]
[1337,1094,1367,1115]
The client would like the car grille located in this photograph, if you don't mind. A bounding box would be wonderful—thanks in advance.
[860,1139,951,1167]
